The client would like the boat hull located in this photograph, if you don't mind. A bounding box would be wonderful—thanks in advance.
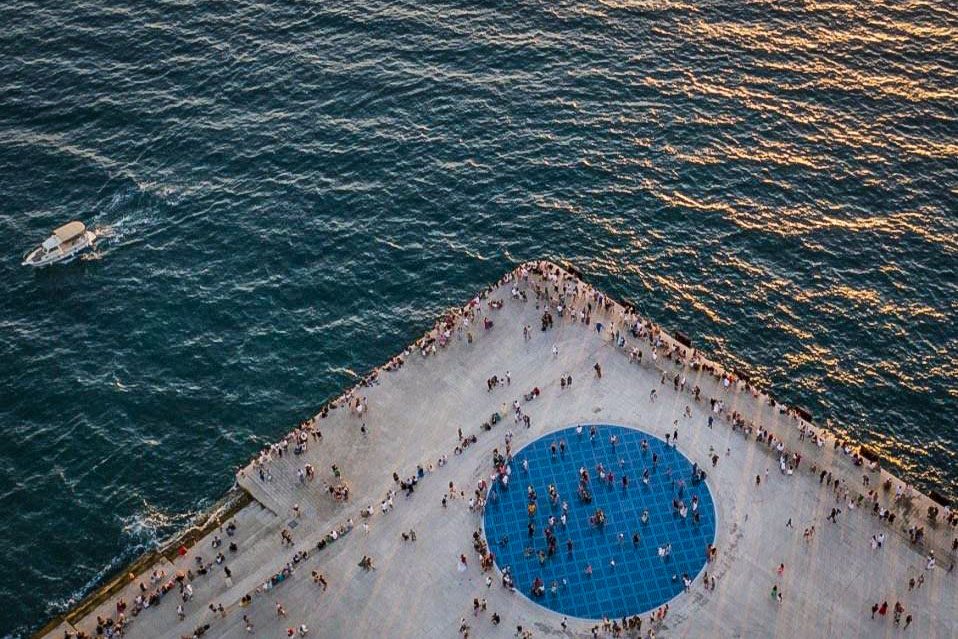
[22,231,96,267]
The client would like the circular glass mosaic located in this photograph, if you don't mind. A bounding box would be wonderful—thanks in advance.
[482,424,717,619]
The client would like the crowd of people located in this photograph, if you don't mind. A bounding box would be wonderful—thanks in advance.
[61,260,956,639]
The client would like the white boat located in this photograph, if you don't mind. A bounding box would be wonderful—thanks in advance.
[22,221,98,267]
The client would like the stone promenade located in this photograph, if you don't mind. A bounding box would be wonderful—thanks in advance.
[42,262,957,639]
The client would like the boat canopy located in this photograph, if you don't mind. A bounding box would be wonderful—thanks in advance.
[53,221,86,243]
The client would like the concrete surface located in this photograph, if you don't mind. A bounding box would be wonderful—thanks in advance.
[45,262,957,639]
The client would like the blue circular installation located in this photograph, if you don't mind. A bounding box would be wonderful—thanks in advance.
[483,424,717,619]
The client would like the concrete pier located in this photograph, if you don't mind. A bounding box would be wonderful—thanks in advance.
[39,262,956,639]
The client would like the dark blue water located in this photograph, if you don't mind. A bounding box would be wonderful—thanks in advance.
[0,1,955,635]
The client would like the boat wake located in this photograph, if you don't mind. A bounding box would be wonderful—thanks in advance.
[93,225,117,240]
[77,226,118,262]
